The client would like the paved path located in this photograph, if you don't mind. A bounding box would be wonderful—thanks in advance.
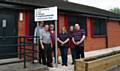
[0,46,120,71]
[49,46,120,71]
[49,55,74,71]
[0,62,48,71]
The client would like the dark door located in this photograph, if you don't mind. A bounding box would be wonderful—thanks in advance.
[0,9,18,59]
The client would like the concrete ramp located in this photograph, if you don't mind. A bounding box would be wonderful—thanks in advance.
[0,62,48,71]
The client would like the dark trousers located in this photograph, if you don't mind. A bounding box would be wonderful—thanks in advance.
[71,48,77,63]
[75,45,85,59]
[41,43,52,65]
[39,45,42,64]
[60,46,68,65]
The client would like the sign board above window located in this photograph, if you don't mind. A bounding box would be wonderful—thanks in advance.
[35,6,57,21]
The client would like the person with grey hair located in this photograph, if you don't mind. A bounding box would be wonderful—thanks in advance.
[40,24,53,67]
[72,24,86,59]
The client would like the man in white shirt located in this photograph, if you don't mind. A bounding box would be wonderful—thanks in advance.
[34,21,44,64]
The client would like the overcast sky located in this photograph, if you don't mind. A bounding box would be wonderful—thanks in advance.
[69,0,120,10]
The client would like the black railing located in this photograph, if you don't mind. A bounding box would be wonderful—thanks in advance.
[0,36,39,68]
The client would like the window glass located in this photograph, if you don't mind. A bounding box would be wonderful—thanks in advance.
[93,18,106,35]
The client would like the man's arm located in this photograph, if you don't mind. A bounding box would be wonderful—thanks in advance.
[77,29,86,44]
[72,37,77,45]
[77,35,85,44]
[39,31,44,49]
[40,40,44,49]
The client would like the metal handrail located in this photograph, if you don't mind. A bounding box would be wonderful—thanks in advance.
[0,36,39,68]
[0,36,38,38]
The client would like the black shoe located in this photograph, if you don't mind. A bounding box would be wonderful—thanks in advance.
[47,64,53,67]
[65,64,68,66]
[43,63,47,65]
[62,64,64,66]
[62,64,67,66]
[39,61,41,64]
[38,60,41,64]
[71,62,74,65]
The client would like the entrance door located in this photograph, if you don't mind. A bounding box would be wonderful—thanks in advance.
[0,9,18,59]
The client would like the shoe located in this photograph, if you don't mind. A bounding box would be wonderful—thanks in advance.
[39,62,41,64]
[43,63,47,65]
[62,64,64,66]
[62,64,67,66]
[34,60,38,63]
[39,60,41,64]
[71,62,74,65]
[47,64,53,67]
[65,64,68,66]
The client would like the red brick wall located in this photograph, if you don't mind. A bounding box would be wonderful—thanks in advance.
[58,15,107,51]
[107,21,120,48]
[84,17,106,51]
[18,11,26,59]
[58,15,68,32]
[18,13,120,56]
[58,15,65,33]
[58,15,71,55]
[18,11,32,60]
[18,11,26,36]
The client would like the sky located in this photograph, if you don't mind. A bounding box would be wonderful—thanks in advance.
[69,0,120,10]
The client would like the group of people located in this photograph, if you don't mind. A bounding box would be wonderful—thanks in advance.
[34,21,86,67]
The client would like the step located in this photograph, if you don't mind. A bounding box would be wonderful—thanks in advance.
[0,58,23,65]
[0,62,48,71]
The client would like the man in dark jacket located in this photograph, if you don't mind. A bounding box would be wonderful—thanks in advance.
[72,24,86,59]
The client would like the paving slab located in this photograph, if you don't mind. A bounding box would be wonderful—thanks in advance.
[0,62,48,71]
[49,46,120,71]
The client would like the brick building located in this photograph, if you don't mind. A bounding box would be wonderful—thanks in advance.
[0,0,120,59]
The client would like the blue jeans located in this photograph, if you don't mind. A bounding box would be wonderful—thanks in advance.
[60,46,68,65]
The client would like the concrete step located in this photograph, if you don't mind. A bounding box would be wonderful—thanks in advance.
[0,58,23,65]
[0,62,48,71]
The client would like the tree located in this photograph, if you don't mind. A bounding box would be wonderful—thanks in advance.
[110,7,120,14]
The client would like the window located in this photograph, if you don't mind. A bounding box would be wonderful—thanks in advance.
[68,16,87,34]
[78,16,87,34]
[68,16,78,28]
[92,18,106,36]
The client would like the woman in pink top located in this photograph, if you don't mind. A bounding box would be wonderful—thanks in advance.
[50,24,60,64]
